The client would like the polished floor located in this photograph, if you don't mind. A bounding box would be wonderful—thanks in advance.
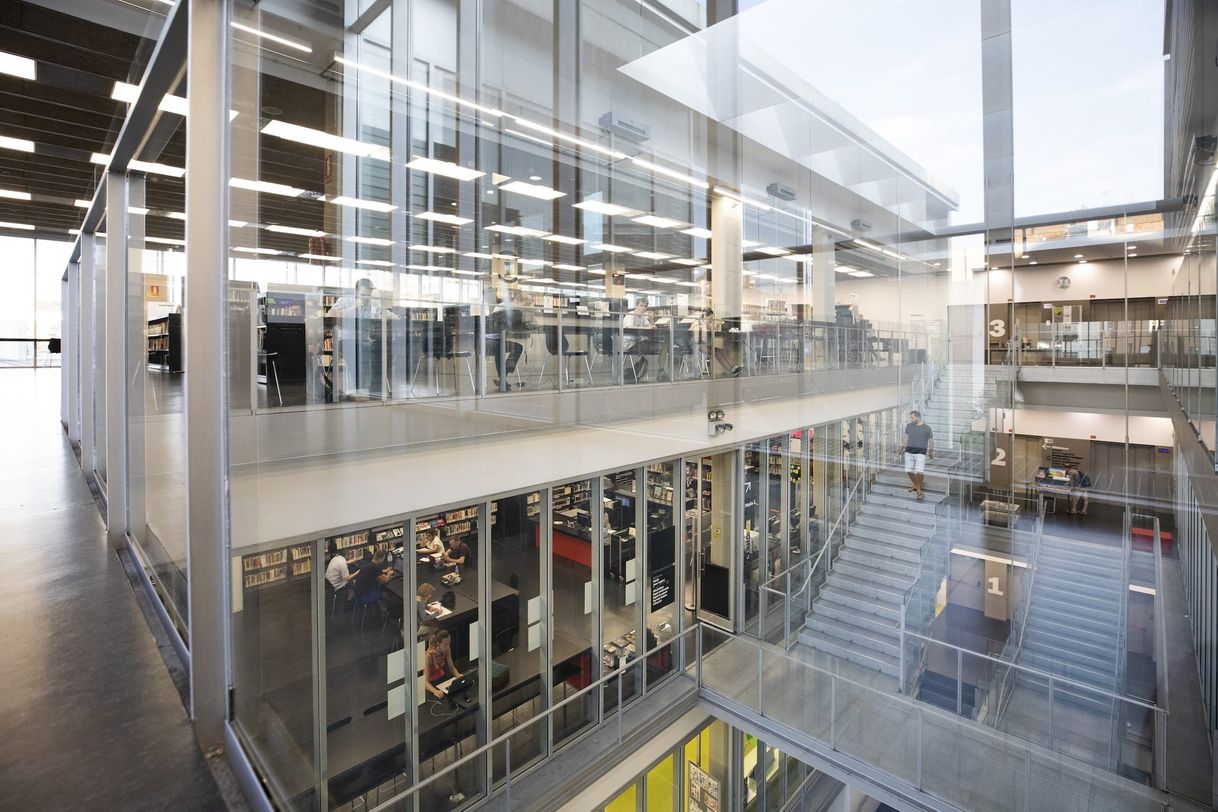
[0,369,226,810]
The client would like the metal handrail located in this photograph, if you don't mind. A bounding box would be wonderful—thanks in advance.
[364,624,701,811]
[1132,511,1170,790]
[992,495,1047,720]
[898,488,951,693]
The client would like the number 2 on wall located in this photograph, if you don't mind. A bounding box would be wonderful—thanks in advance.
[991,447,1007,467]
[988,319,1006,338]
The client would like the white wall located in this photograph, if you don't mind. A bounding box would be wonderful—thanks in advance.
[985,255,1180,304]
[992,407,1174,447]
[835,271,949,327]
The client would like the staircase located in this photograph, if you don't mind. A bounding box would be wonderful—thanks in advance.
[915,364,1005,479]
[999,535,1124,761]
[798,467,948,677]
[917,670,977,718]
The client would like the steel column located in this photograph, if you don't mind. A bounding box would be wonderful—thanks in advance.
[104,172,129,551]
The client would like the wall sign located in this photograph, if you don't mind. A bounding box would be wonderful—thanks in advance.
[650,568,674,613]
[689,761,721,812]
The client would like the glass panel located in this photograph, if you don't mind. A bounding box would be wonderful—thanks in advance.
[490,490,545,780]
[551,479,596,747]
[645,753,675,812]
[603,469,641,709]
[0,236,35,366]
[742,443,762,632]
[34,240,70,368]
[645,461,678,688]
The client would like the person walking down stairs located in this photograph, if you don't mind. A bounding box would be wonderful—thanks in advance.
[901,410,935,501]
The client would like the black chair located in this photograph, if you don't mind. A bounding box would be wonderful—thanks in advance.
[537,324,592,386]
[443,314,478,394]
[409,321,446,395]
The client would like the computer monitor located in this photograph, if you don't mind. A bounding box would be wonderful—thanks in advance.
[1048,467,1067,479]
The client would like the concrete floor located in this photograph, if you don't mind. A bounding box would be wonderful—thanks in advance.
[0,369,226,810]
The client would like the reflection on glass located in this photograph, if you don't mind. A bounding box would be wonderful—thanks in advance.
[603,469,641,709]
[550,479,595,747]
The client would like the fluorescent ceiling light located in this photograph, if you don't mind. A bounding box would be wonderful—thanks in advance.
[780,254,805,262]
[167,212,186,221]
[1077,259,1088,264]
[1127,245,1137,250]
[835,266,855,274]
[552,263,586,271]
[231,21,312,54]
[1128,253,1138,258]
[74,199,91,209]
[0,51,36,81]
[0,188,30,201]
[634,251,672,260]
[512,117,627,160]
[0,221,35,231]
[234,246,283,255]
[262,120,390,161]
[632,215,683,229]
[628,157,708,189]
[587,269,606,275]
[464,252,495,259]
[677,281,702,287]
[741,240,760,248]
[671,258,704,266]
[713,185,771,211]
[543,234,585,245]
[518,259,550,267]
[755,246,790,256]
[485,224,549,238]
[335,56,505,120]
[573,200,637,217]
[229,220,249,228]
[416,211,471,225]
[357,259,394,267]
[411,245,457,254]
[330,195,397,213]
[1029,261,1038,265]
[146,237,185,247]
[855,238,883,252]
[404,264,450,272]
[130,159,186,178]
[265,223,323,236]
[595,244,633,253]
[450,269,481,276]
[405,156,484,181]
[230,177,307,197]
[848,270,874,278]
[681,227,712,239]
[110,81,139,103]
[0,135,35,153]
[499,180,565,200]
[299,253,341,262]
[128,206,149,216]
[347,235,394,246]
[1073,254,1084,259]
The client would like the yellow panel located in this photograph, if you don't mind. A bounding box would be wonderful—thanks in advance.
[646,754,675,812]
[605,782,637,812]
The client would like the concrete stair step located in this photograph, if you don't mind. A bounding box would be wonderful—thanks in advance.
[833,559,915,592]
[1029,594,1121,625]
[850,524,928,550]
[812,600,900,639]
[1014,672,1118,715]
[1036,554,1121,581]
[1020,652,1119,693]
[838,547,919,577]
[823,571,905,605]
[854,514,935,539]
[819,585,901,622]
[844,536,923,565]
[867,487,941,511]
[798,628,900,677]
[1023,638,1117,675]
[1023,614,1119,649]
[860,502,936,527]
[804,614,900,658]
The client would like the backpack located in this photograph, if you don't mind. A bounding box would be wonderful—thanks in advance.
[1079,472,1092,488]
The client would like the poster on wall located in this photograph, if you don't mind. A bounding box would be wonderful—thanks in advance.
[146,273,169,303]
[689,761,721,812]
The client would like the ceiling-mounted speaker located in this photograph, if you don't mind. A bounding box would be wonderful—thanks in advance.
[766,182,796,201]
[598,112,650,143]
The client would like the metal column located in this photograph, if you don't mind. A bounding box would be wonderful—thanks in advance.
[104,172,129,551]
[185,0,232,750]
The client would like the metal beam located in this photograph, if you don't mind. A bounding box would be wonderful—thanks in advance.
[104,172,128,551]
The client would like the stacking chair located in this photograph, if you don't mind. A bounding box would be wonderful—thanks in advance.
[537,324,593,386]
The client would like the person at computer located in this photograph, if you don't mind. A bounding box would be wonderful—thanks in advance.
[441,534,471,570]
[416,529,444,556]
[424,629,463,698]
[623,298,658,382]
[352,549,394,604]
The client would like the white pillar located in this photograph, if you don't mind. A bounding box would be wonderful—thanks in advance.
[810,225,837,322]
[710,194,744,319]
[105,173,128,551]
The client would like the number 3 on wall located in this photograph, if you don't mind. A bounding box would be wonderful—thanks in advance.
[988,319,1006,338]
[991,447,1007,467]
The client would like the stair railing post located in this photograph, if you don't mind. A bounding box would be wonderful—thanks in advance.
[784,569,792,647]
[1047,676,1055,753]
[898,604,907,694]
[956,646,963,715]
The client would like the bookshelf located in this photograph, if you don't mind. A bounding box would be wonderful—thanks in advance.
[415,505,493,547]
[147,314,182,372]
[526,491,541,517]
[553,481,592,513]
[259,292,307,382]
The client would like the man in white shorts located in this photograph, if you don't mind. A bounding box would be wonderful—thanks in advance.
[901,411,934,501]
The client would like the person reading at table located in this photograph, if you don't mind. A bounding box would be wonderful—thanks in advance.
[441,534,471,570]
[353,549,393,603]
[416,583,442,638]
[324,542,358,592]
[416,529,444,556]
[425,629,462,698]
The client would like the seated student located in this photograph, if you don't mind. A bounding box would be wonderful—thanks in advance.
[353,549,394,603]
[416,529,444,556]
[623,299,658,381]
[441,534,471,570]
[324,543,358,592]
[486,292,526,391]
[424,629,462,699]
[416,583,441,626]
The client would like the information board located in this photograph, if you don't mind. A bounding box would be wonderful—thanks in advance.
[689,761,721,812]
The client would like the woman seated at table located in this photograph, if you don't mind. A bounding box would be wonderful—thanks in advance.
[425,629,462,698]
[416,529,444,556]
[416,583,441,636]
